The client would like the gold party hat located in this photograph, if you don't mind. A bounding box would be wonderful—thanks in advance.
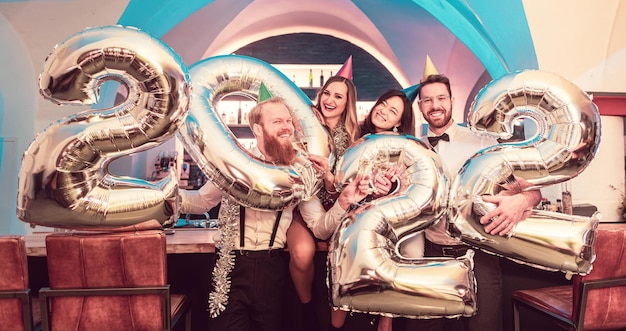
[422,55,439,81]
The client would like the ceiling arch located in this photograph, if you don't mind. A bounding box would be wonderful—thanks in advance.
[116,0,539,124]
[117,0,538,82]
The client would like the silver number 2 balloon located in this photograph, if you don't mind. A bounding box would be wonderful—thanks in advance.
[450,70,602,274]
[17,25,191,228]
[329,133,477,319]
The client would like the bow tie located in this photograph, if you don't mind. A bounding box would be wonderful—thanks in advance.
[428,133,449,147]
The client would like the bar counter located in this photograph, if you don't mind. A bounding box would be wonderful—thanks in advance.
[25,228,220,257]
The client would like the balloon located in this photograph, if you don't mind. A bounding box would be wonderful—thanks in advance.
[17,25,190,228]
[449,69,601,274]
[329,133,477,318]
[178,54,330,210]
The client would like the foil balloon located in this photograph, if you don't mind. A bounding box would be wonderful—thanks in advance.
[178,54,330,210]
[449,69,601,274]
[329,133,477,318]
[17,25,190,228]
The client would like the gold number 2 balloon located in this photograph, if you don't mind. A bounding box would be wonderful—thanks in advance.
[449,70,602,274]
[329,133,477,318]
[17,25,190,228]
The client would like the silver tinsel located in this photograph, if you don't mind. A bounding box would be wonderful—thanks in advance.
[208,196,239,318]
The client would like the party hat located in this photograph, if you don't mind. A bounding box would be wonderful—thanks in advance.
[402,83,420,104]
[335,55,353,80]
[257,82,273,102]
[422,55,439,81]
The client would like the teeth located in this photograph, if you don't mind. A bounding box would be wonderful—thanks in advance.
[430,111,444,117]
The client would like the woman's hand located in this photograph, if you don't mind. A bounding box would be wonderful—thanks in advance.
[370,165,401,198]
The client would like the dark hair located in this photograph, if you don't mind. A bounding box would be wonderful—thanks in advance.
[313,75,360,144]
[417,74,452,99]
[361,89,415,136]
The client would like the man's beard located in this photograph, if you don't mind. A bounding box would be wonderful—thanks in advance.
[425,107,452,129]
[263,129,297,165]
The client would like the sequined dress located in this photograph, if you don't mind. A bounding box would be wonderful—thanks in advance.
[318,122,350,210]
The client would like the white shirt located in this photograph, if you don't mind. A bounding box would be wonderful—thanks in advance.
[179,148,347,250]
[425,122,498,245]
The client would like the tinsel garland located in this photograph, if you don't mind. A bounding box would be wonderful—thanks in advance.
[208,196,239,318]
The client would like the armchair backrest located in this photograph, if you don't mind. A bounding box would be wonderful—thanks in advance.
[44,229,168,330]
[0,235,31,331]
[572,223,626,330]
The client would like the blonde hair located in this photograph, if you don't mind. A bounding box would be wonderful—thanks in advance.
[247,96,289,127]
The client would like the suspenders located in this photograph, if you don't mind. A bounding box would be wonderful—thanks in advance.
[239,205,282,250]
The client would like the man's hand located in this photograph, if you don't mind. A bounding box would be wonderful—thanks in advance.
[480,193,536,236]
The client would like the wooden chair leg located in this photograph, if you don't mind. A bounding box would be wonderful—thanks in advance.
[513,300,522,331]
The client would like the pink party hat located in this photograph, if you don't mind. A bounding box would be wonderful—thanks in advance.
[335,55,353,80]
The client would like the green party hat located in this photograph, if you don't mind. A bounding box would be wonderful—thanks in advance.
[257,82,273,102]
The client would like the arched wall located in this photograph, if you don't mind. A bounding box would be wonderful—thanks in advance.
[0,13,37,234]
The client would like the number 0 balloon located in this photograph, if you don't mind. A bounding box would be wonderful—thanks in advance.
[178,54,330,210]
[17,26,190,228]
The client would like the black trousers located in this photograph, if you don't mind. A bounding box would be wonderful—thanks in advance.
[209,250,288,331]
[394,240,503,331]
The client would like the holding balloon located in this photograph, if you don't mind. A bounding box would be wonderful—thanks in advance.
[179,96,371,330]
[285,58,361,331]
[407,72,540,331]
[330,88,415,331]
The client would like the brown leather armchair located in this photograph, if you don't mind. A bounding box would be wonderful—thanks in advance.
[512,223,626,330]
[0,235,39,331]
[39,223,191,331]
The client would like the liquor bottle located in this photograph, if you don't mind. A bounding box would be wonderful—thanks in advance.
[228,107,237,125]
[308,69,313,87]
[320,70,324,86]
[237,101,242,124]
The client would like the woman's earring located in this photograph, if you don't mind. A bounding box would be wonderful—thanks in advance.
[393,126,398,133]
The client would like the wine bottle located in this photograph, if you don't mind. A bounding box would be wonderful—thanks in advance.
[308,69,313,87]
[237,101,242,124]
[320,70,324,87]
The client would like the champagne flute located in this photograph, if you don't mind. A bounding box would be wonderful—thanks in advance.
[369,149,391,194]
[357,157,376,194]
[291,129,309,157]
